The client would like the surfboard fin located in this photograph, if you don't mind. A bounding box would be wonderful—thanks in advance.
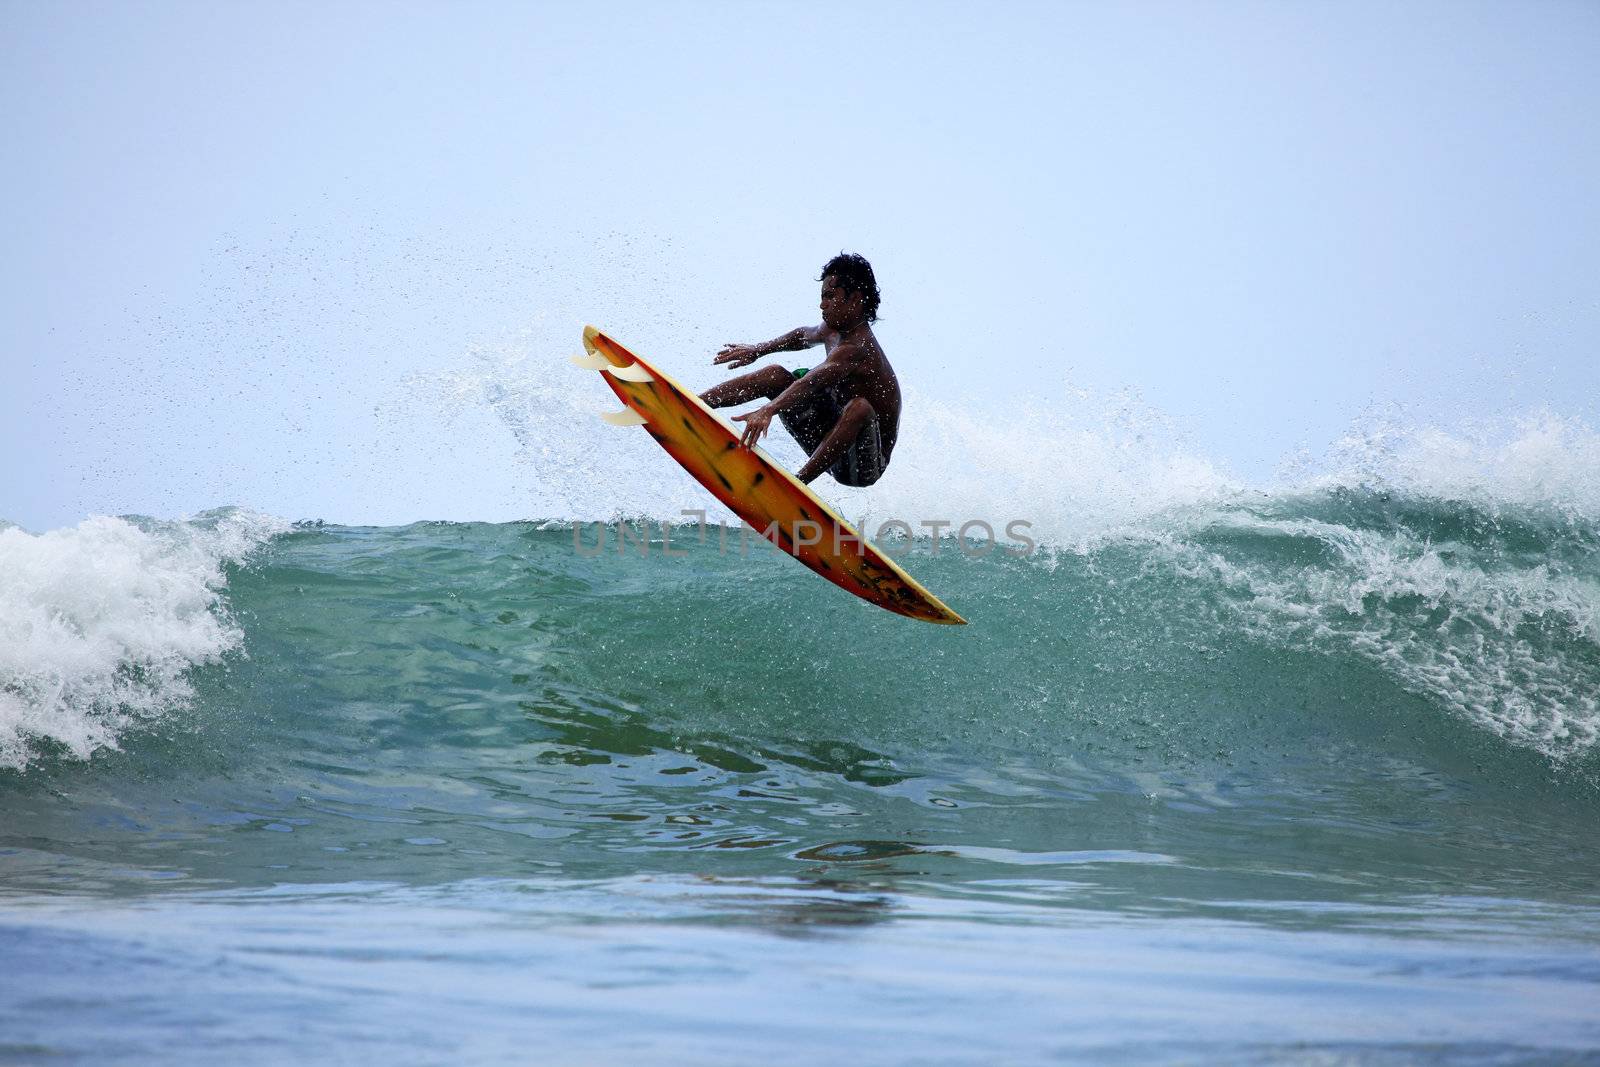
[604,362,654,383]
[570,351,611,370]
[600,408,649,426]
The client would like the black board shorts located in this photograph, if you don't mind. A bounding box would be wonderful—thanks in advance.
[777,367,887,487]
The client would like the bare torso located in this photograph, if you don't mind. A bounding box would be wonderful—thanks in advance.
[818,323,901,459]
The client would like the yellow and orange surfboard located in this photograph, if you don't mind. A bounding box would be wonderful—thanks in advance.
[575,326,965,624]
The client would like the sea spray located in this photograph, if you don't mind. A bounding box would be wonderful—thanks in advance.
[404,335,1236,548]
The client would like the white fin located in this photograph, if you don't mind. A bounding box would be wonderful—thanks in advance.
[600,408,649,426]
[605,362,654,383]
[570,351,610,370]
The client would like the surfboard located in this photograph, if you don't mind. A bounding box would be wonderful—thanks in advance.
[574,325,966,624]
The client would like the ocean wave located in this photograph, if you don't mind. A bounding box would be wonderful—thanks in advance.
[12,364,1600,776]
[397,345,1600,763]
[1159,498,1597,762]
[0,508,289,771]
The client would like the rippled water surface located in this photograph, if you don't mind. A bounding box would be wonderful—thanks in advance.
[3,501,1599,1063]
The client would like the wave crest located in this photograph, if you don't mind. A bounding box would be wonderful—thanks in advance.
[0,508,288,771]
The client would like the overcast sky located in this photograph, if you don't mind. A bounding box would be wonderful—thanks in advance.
[4,0,1597,530]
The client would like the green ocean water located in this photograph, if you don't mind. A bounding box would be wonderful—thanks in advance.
[3,481,1599,1063]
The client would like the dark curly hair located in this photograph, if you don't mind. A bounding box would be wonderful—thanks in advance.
[819,252,881,323]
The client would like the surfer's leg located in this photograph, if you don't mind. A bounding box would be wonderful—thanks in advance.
[700,365,794,408]
[829,404,886,487]
[796,397,880,485]
[775,388,840,457]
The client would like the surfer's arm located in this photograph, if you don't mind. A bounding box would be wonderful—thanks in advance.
[714,326,824,367]
[763,351,855,414]
[731,348,863,448]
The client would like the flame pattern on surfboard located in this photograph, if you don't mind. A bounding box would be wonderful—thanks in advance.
[576,326,966,624]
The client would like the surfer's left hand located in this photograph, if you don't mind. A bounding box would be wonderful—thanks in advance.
[715,344,760,368]
[733,406,774,448]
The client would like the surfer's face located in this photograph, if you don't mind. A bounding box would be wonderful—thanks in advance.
[820,276,864,330]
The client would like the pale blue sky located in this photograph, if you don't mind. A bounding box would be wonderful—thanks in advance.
[4,1,1597,529]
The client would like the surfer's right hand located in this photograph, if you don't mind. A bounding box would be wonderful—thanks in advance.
[714,344,760,368]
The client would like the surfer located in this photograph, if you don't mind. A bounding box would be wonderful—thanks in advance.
[699,253,901,486]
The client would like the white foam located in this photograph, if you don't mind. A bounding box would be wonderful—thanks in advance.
[1307,409,1600,520]
[838,387,1235,553]
[0,509,288,771]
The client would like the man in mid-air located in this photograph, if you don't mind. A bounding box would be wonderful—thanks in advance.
[700,253,901,486]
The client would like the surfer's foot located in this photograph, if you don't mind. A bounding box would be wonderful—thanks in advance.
[700,365,793,408]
